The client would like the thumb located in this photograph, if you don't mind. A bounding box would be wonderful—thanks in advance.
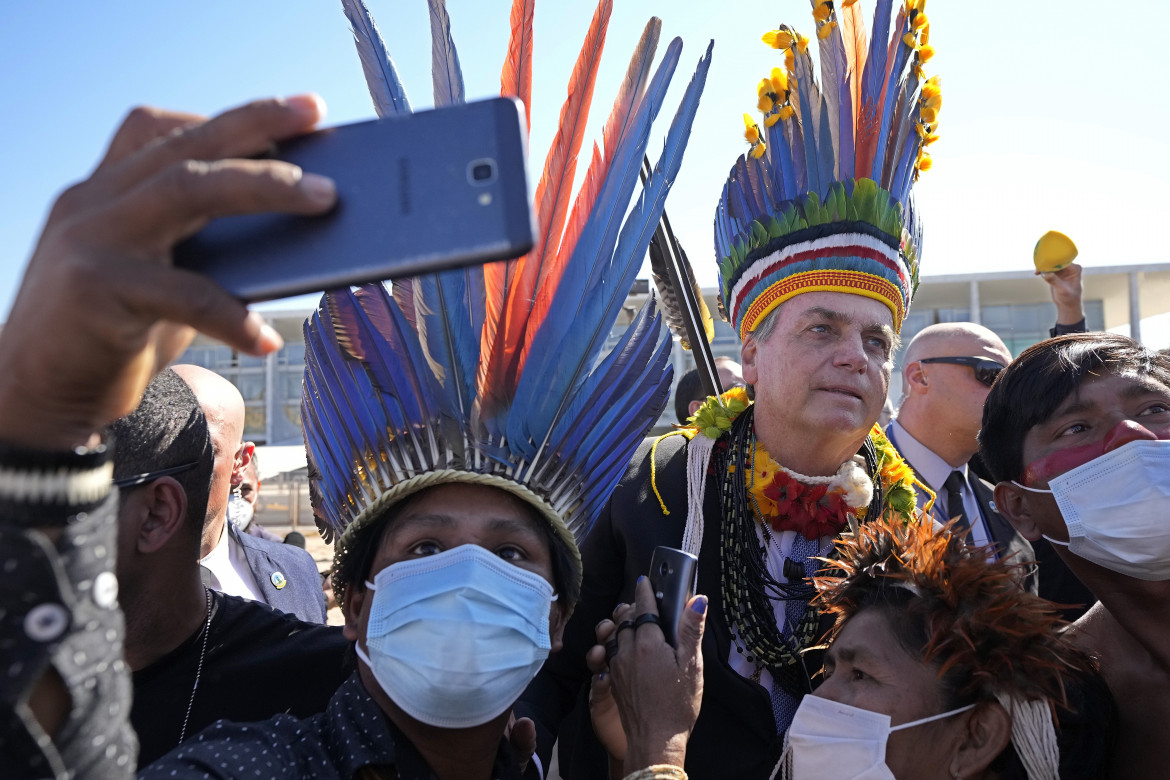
[678,594,708,657]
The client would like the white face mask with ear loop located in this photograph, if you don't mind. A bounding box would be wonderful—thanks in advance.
[1012,439,1170,581]
[777,695,977,780]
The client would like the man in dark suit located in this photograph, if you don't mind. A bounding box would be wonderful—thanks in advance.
[174,364,326,624]
[886,323,1036,590]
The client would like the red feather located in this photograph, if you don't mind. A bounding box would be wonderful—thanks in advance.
[839,0,868,131]
[477,0,612,418]
[479,0,537,410]
[526,16,660,368]
[499,0,535,132]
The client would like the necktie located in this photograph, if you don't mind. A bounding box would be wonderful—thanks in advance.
[771,532,818,733]
[943,470,971,534]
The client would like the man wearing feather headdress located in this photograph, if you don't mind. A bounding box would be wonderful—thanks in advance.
[519,1,945,776]
[2,0,716,773]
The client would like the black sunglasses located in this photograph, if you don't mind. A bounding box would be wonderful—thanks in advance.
[113,461,199,489]
[919,356,1005,387]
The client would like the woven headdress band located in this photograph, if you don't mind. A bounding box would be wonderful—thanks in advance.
[714,0,940,337]
[303,0,712,594]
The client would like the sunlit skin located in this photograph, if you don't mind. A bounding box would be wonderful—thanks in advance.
[991,371,1170,779]
[995,372,1170,543]
[342,483,570,780]
[897,324,1011,468]
[816,609,1009,780]
[743,292,896,477]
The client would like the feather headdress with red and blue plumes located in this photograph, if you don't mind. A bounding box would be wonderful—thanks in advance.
[304,0,712,589]
[715,0,939,339]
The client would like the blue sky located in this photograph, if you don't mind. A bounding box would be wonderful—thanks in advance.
[3,0,1168,322]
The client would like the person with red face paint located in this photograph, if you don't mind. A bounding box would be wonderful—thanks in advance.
[979,332,1170,777]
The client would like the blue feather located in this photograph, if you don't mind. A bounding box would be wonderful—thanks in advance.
[414,269,483,423]
[341,0,413,118]
[427,0,465,107]
[817,97,836,195]
[785,99,808,194]
[793,48,822,198]
[860,0,895,122]
[506,37,685,450]
[538,296,664,477]
[767,114,799,201]
[870,14,913,183]
[515,40,712,462]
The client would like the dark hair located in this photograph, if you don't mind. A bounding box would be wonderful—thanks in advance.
[978,333,1170,483]
[337,485,580,607]
[674,368,703,423]
[107,369,214,555]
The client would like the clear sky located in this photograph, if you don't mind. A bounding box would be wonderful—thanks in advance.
[3,0,1168,326]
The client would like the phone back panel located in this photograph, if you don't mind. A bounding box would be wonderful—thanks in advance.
[174,97,535,301]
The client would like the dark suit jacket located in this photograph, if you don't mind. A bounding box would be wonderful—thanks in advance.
[518,434,800,779]
[230,524,327,624]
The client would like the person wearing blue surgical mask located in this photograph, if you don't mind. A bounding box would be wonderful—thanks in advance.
[981,332,1170,777]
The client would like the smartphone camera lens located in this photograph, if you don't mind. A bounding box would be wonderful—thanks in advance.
[469,159,496,185]
[659,561,671,577]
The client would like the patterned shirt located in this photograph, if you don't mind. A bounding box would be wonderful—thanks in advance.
[140,672,525,779]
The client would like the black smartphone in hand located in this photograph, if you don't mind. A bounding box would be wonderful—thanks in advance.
[174,96,535,301]
[649,546,698,648]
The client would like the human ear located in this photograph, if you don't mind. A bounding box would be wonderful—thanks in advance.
[231,441,256,486]
[137,476,188,554]
[992,482,1041,541]
[906,361,929,392]
[741,336,759,387]
[951,701,1011,779]
[548,600,571,654]
[342,582,368,643]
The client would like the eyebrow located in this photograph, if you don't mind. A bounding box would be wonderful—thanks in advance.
[1052,376,1170,419]
[384,512,546,542]
[826,643,873,666]
[801,306,897,348]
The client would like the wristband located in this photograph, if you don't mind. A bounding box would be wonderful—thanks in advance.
[0,439,113,527]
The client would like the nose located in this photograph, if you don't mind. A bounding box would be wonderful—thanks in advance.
[834,333,868,372]
[1102,419,1158,453]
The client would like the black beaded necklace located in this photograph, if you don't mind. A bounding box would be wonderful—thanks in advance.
[716,407,886,696]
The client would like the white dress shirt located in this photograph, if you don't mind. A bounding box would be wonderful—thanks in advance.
[887,419,992,550]
[199,520,266,603]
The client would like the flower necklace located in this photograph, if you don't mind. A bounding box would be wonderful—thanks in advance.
[748,439,873,541]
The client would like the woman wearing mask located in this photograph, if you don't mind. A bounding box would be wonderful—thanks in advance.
[595,516,1114,779]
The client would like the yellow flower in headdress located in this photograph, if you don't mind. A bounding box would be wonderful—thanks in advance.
[777,105,796,121]
[818,21,838,39]
[813,2,833,23]
[795,31,810,54]
[762,28,797,50]
[744,113,761,144]
[916,151,933,171]
[918,44,935,62]
[770,66,788,94]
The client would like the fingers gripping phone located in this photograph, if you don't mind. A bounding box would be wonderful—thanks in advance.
[174,97,535,301]
[649,546,698,648]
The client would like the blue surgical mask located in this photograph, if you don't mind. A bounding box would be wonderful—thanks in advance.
[355,544,557,728]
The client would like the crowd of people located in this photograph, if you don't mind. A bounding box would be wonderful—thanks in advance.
[3,0,1167,778]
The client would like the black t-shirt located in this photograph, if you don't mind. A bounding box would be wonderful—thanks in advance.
[132,590,351,768]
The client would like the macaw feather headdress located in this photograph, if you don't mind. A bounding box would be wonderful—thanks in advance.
[302,0,712,592]
[716,0,940,338]
[814,518,1090,779]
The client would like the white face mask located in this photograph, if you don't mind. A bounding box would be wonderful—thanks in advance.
[779,695,975,780]
[355,544,557,729]
[226,493,254,531]
[1013,439,1170,581]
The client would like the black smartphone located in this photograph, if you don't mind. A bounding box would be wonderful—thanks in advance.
[649,546,698,648]
[174,96,535,301]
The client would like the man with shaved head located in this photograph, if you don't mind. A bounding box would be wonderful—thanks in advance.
[173,364,326,623]
[886,323,1036,585]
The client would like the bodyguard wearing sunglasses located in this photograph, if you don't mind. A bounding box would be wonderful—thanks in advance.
[886,323,1038,592]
